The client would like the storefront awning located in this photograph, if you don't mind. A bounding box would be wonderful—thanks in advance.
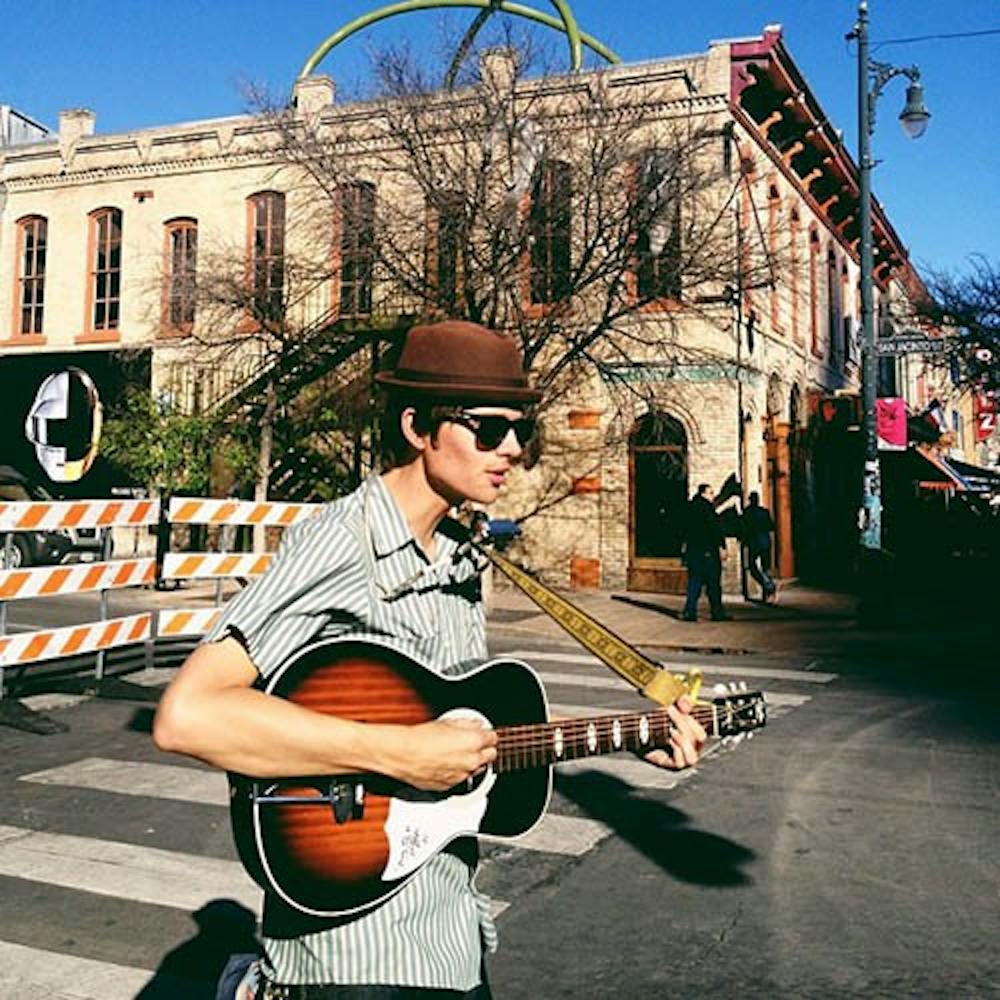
[880,446,967,492]
[942,456,1000,494]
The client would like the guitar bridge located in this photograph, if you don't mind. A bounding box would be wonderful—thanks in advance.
[330,780,365,824]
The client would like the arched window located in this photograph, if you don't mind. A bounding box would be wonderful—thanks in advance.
[767,184,782,333]
[429,190,464,313]
[164,217,197,332]
[630,412,688,559]
[16,215,47,336]
[789,209,801,343]
[89,207,123,332]
[634,150,681,301]
[808,228,821,357]
[338,182,375,318]
[247,191,285,323]
[530,159,572,304]
[827,246,842,365]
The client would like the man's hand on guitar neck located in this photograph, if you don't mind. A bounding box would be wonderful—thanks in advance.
[550,694,707,771]
[641,695,707,770]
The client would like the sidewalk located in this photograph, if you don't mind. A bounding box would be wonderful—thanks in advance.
[485,578,991,666]
[131,576,990,667]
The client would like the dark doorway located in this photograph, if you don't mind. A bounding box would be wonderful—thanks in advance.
[628,412,689,592]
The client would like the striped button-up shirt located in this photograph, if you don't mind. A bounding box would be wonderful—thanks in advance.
[205,474,496,988]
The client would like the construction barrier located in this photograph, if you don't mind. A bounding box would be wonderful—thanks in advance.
[0,614,153,668]
[160,552,274,581]
[0,500,160,701]
[168,498,320,527]
[0,499,158,532]
[0,495,320,712]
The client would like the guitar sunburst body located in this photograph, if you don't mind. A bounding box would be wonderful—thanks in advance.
[230,639,551,917]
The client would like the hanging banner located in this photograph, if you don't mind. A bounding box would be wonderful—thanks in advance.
[974,391,997,442]
[876,397,907,450]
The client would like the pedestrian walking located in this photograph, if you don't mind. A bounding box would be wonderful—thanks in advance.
[742,491,776,602]
[154,320,706,999]
[681,483,730,621]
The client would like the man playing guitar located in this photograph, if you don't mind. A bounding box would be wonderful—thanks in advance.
[154,320,706,998]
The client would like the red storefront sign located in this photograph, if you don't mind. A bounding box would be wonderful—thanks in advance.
[974,391,997,441]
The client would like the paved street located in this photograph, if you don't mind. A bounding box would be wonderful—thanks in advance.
[0,585,996,998]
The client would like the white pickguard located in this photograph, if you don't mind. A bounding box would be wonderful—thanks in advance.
[382,707,496,882]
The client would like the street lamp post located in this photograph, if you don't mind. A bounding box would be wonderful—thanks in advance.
[849,1,930,555]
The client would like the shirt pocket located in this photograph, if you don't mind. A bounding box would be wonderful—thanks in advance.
[372,587,441,643]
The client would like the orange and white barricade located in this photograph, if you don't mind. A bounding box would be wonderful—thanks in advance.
[157,608,223,638]
[0,559,155,602]
[167,498,320,528]
[160,552,275,581]
[154,497,322,640]
[0,499,159,533]
[0,500,161,703]
[0,614,153,669]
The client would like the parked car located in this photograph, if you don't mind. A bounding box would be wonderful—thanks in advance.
[0,465,106,569]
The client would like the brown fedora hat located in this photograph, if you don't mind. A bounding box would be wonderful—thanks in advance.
[375,321,541,404]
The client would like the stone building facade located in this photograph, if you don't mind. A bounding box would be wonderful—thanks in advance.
[0,27,924,591]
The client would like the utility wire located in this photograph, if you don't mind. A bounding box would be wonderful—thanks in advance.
[873,27,1000,48]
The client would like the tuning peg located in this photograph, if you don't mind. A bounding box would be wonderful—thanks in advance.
[739,681,748,691]
[713,683,727,695]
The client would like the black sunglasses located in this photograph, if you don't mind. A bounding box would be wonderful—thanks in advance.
[448,411,537,450]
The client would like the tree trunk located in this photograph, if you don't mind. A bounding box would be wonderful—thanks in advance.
[253,376,276,553]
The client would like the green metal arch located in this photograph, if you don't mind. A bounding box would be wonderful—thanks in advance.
[297,0,620,82]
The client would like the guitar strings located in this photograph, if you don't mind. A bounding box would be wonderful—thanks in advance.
[495,704,755,744]
[493,703,759,754]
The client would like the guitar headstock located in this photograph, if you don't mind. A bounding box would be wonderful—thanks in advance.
[703,682,767,739]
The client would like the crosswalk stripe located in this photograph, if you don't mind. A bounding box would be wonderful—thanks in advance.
[19,758,620,856]
[516,649,837,683]
[21,757,229,805]
[0,824,261,914]
[0,940,159,999]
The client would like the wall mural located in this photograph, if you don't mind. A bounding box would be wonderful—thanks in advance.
[0,350,149,498]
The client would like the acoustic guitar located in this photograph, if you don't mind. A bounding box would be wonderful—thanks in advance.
[229,637,766,917]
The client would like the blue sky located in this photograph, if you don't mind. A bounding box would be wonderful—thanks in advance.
[4,1,997,277]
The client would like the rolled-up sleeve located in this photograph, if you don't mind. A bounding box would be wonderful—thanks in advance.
[204,511,369,677]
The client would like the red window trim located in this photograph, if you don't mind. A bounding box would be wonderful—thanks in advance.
[79,207,123,343]
[6,215,48,343]
[161,217,198,337]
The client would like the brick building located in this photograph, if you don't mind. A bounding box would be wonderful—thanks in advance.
[0,27,927,590]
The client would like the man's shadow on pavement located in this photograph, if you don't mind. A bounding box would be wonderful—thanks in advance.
[135,898,260,999]
[554,770,754,887]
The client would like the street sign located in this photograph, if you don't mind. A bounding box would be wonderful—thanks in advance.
[875,335,950,356]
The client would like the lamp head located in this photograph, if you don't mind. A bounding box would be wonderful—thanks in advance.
[899,81,930,139]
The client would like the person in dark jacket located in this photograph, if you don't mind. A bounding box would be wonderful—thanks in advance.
[742,491,776,602]
[681,483,730,621]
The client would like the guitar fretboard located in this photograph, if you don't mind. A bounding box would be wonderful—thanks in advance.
[494,706,704,772]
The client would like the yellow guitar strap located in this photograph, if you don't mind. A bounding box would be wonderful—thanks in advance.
[484,547,699,707]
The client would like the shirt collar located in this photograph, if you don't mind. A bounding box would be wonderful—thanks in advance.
[366,473,462,564]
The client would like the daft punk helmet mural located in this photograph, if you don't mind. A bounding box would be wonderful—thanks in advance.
[24,367,104,483]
